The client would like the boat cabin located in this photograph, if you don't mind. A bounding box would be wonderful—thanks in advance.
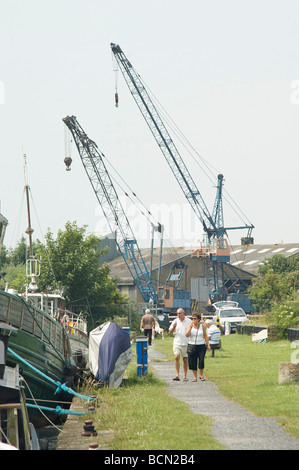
[25,291,66,318]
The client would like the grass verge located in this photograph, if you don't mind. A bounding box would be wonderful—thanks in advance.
[82,336,225,450]
[81,333,299,449]
[203,333,299,439]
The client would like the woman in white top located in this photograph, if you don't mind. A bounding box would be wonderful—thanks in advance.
[185,312,210,382]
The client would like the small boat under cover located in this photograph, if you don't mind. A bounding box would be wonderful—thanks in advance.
[89,322,132,389]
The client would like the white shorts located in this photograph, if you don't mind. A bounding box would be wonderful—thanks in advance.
[173,344,188,358]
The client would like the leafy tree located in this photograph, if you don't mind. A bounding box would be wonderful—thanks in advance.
[8,236,28,266]
[249,270,299,312]
[258,253,299,276]
[0,244,8,267]
[0,263,27,292]
[35,221,127,316]
[271,292,299,337]
[248,252,299,334]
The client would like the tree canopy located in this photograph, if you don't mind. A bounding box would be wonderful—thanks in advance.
[248,253,299,333]
[35,221,127,306]
[1,222,129,324]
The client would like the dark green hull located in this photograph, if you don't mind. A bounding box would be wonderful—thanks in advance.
[0,289,75,428]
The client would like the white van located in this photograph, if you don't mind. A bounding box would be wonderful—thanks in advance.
[212,301,247,332]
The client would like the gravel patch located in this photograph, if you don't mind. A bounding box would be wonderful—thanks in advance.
[148,344,299,450]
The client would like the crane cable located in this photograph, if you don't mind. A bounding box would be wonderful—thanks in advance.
[65,127,179,264]
[102,153,180,263]
[112,70,254,271]
[111,51,119,107]
[135,73,253,229]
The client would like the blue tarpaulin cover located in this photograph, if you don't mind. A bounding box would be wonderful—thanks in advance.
[89,322,132,388]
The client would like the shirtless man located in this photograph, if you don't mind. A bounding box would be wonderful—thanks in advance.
[140,309,155,346]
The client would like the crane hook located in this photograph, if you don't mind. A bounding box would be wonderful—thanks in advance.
[115,92,119,108]
[64,156,72,171]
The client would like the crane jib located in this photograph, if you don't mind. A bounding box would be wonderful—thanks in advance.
[110,43,218,238]
[110,42,254,242]
[62,115,158,304]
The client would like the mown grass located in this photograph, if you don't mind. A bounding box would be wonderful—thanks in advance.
[203,334,299,438]
[86,349,225,450]
[82,333,299,449]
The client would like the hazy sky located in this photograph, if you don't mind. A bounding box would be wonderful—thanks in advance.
[1,0,299,251]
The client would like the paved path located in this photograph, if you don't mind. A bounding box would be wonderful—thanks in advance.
[148,343,299,450]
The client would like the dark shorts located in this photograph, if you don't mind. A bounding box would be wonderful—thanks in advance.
[187,343,207,370]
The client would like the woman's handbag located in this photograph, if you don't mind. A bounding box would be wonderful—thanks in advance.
[187,344,197,354]
[187,326,199,354]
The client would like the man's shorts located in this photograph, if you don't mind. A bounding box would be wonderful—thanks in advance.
[173,344,188,358]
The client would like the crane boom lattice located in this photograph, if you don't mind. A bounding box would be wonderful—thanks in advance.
[63,115,158,304]
[111,43,217,239]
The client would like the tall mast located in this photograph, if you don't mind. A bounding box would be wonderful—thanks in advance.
[23,154,39,292]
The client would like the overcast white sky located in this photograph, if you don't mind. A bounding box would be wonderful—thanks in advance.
[1,0,299,251]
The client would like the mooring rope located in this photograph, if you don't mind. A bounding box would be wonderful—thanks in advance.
[7,347,94,402]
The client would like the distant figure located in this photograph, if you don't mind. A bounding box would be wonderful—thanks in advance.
[205,319,221,356]
[169,308,191,381]
[152,320,165,340]
[140,309,155,346]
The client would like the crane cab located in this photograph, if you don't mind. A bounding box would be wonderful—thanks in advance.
[210,238,230,262]
[191,238,230,262]
[158,286,191,312]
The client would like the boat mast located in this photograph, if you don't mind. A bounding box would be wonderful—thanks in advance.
[23,154,40,292]
[0,204,8,257]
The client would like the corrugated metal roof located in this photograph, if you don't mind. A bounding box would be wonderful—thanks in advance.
[107,242,299,282]
[107,245,190,284]
[229,243,299,274]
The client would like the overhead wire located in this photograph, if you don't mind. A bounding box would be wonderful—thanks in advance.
[9,189,25,249]
[65,125,180,265]
[139,74,255,277]
[101,152,181,262]
[116,69,255,282]
[111,50,119,107]
[139,74,254,229]
[27,186,59,287]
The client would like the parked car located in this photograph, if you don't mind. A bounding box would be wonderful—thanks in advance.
[212,301,248,332]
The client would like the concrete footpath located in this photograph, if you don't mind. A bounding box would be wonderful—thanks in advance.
[148,343,299,450]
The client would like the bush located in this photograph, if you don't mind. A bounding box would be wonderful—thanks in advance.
[270,292,299,338]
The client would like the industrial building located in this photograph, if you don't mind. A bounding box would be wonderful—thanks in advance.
[101,235,299,313]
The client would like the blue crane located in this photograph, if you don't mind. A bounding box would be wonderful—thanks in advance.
[63,115,158,305]
[110,43,254,299]
[110,43,253,245]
